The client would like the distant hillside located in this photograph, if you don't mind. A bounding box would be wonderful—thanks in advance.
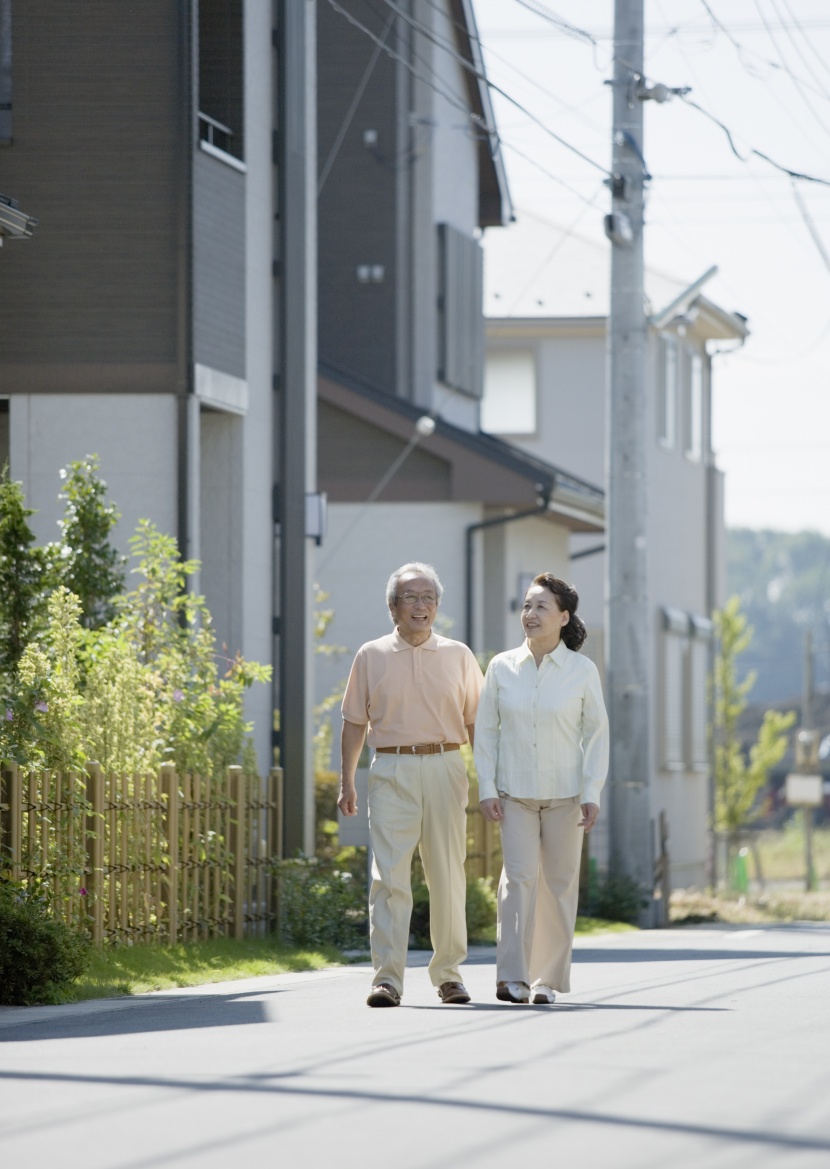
[726,528,830,709]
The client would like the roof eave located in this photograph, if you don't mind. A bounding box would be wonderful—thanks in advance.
[449,0,513,228]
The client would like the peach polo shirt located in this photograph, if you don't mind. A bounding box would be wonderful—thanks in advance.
[341,628,483,747]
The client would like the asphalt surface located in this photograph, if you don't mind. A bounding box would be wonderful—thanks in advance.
[1,924,829,1169]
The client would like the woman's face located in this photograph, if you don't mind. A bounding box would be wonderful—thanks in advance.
[521,584,569,643]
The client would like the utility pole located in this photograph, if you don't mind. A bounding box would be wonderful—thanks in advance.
[605,0,654,924]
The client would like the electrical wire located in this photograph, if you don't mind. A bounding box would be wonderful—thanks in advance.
[779,0,830,81]
[419,0,608,137]
[697,0,830,156]
[790,179,830,278]
[502,184,607,316]
[371,0,610,175]
[768,0,830,101]
[317,10,396,195]
[752,0,830,137]
[678,94,830,187]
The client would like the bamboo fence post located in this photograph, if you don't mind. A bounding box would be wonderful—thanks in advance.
[270,768,283,934]
[2,763,22,882]
[229,766,246,940]
[85,762,105,946]
[161,762,179,944]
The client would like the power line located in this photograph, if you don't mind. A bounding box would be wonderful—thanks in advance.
[678,93,830,187]
[372,0,610,175]
[751,0,830,138]
[317,10,396,195]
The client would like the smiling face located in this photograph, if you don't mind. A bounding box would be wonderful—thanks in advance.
[521,584,569,646]
[389,572,438,642]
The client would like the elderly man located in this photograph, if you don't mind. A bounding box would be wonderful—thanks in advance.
[338,562,483,1007]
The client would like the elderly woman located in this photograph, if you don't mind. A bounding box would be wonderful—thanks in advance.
[474,574,609,1005]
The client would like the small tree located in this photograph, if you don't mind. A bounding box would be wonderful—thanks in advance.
[713,596,795,886]
[0,468,52,678]
[55,455,126,629]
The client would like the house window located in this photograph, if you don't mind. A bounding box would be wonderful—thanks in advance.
[198,0,244,162]
[481,349,536,434]
[689,615,712,771]
[657,335,677,449]
[683,348,703,462]
[437,223,484,398]
[0,0,11,146]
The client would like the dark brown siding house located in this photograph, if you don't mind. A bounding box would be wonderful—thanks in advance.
[0,1,317,851]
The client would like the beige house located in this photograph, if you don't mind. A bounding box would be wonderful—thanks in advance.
[483,223,748,888]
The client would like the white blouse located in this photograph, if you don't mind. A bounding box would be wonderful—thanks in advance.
[474,640,609,806]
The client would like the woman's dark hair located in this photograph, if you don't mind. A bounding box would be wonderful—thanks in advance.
[531,573,587,651]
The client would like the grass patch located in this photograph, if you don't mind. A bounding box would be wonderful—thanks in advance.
[575,916,637,935]
[65,936,345,1003]
[748,822,830,884]
[66,919,633,1002]
[670,887,830,926]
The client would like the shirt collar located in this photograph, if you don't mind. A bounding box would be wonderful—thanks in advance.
[391,627,439,651]
[518,639,569,666]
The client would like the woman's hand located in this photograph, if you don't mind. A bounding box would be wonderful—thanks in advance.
[579,802,599,832]
[480,797,504,822]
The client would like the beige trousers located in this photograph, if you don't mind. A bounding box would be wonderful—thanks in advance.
[496,794,583,992]
[367,750,468,995]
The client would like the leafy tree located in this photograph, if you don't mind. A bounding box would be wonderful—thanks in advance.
[55,455,126,629]
[0,468,52,677]
[713,596,796,884]
[727,528,830,703]
[117,519,270,777]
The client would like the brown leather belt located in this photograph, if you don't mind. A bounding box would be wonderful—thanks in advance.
[375,743,462,755]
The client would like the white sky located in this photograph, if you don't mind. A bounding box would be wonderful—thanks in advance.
[472,0,830,535]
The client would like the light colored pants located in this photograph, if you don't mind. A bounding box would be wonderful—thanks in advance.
[496,793,583,992]
[367,750,469,995]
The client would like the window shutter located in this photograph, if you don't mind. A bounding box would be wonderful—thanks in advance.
[437,223,484,398]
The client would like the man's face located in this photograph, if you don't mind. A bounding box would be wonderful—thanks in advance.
[390,573,439,637]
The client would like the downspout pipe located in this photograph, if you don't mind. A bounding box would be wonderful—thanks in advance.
[465,484,552,650]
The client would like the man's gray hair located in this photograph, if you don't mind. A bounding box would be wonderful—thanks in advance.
[386,562,444,620]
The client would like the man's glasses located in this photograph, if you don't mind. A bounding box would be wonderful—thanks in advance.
[396,592,438,606]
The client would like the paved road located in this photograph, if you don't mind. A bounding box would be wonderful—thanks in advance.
[1,924,829,1169]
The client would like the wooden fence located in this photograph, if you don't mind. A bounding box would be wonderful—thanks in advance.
[465,782,502,885]
[0,762,283,945]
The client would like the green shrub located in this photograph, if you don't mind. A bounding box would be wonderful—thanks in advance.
[0,882,90,1005]
[589,869,646,924]
[275,856,368,949]
[409,873,497,948]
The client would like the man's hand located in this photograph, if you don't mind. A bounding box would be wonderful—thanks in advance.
[579,802,599,832]
[337,780,358,817]
[480,797,504,822]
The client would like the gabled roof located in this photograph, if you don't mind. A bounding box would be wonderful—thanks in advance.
[448,0,512,228]
[484,212,747,340]
[318,363,604,532]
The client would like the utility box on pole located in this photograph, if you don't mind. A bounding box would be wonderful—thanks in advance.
[605,0,656,924]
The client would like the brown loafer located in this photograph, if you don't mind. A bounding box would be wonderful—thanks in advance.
[367,983,401,1007]
[438,981,471,1004]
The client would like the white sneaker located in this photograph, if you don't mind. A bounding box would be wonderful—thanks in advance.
[532,985,556,1004]
[496,980,530,1004]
